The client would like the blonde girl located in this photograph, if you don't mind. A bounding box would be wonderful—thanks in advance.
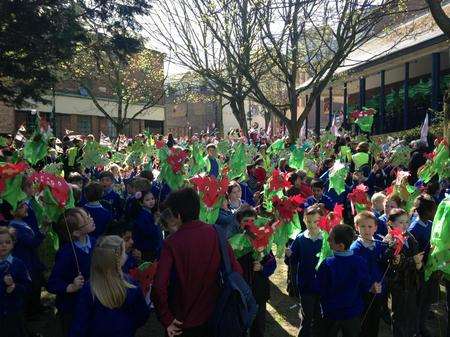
[69,235,149,337]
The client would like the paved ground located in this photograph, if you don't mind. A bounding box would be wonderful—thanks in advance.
[30,258,448,337]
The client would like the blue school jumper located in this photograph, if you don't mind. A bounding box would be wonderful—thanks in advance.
[408,218,432,257]
[69,279,150,337]
[0,255,31,316]
[47,236,96,314]
[350,238,387,292]
[132,207,163,260]
[101,188,122,219]
[122,252,139,275]
[83,202,113,238]
[376,214,388,238]
[8,219,44,277]
[289,231,322,295]
[316,250,371,320]
[304,195,334,211]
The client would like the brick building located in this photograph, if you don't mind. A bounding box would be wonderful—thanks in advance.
[0,51,165,139]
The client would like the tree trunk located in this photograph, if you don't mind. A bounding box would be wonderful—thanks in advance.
[230,99,249,137]
[444,90,450,145]
[216,96,224,137]
[286,119,300,144]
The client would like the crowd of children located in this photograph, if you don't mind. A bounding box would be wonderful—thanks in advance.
[0,125,448,337]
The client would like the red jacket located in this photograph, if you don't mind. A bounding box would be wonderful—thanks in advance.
[152,220,242,328]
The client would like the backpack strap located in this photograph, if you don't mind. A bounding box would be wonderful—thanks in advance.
[213,225,232,275]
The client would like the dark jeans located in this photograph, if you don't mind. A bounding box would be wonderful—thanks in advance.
[320,316,361,337]
[390,288,418,337]
[359,293,382,337]
[180,323,211,337]
[251,302,266,337]
[298,293,321,337]
[417,278,440,337]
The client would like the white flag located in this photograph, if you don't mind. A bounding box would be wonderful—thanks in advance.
[330,113,340,137]
[266,119,272,137]
[420,113,429,146]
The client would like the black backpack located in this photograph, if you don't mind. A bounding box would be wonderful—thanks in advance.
[209,225,258,337]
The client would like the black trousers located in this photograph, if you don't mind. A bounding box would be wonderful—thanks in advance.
[250,302,267,337]
[180,323,212,337]
[390,288,418,337]
[359,293,382,337]
[25,271,43,317]
[417,278,440,337]
[0,312,28,337]
[298,293,321,337]
[320,316,361,337]
[57,311,74,337]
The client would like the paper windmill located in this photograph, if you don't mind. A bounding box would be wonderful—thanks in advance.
[272,195,297,222]
[0,162,28,193]
[348,184,371,214]
[389,227,406,257]
[30,172,70,207]
[167,148,188,174]
[268,170,291,192]
[242,218,274,251]
[191,175,229,208]
[129,261,158,298]
[318,204,344,233]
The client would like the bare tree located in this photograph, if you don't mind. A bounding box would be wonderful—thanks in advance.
[146,0,267,136]
[182,0,419,141]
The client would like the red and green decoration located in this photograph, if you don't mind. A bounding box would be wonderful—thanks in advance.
[263,170,291,212]
[189,142,207,176]
[129,261,158,304]
[30,172,75,223]
[190,174,229,224]
[80,140,109,169]
[316,204,344,269]
[288,144,305,170]
[328,160,348,195]
[348,184,371,214]
[23,131,49,166]
[228,142,247,180]
[0,162,29,210]
[158,146,188,190]
[271,195,303,257]
[350,108,376,133]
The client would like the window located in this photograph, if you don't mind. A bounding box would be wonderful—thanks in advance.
[77,116,91,135]
[107,118,117,138]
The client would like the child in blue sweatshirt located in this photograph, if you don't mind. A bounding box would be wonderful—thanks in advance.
[287,205,322,337]
[131,190,163,262]
[351,211,386,337]
[99,171,123,220]
[0,226,32,337]
[409,194,437,337]
[47,207,96,337]
[69,235,149,337]
[317,224,371,337]
[304,179,334,211]
[83,182,113,238]
[120,229,142,275]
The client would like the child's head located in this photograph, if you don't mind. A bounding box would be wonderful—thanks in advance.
[1,201,29,220]
[159,207,181,234]
[84,182,104,203]
[303,205,321,231]
[311,179,324,200]
[388,208,410,231]
[121,230,134,252]
[328,224,355,252]
[354,211,378,241]
[22,177,36,197]
[227,181,242,202]
[99,171,115,189]
[90,235,133,309]
[139,190,156,210]
[109,164,121,177]
[0,226,15,258]
[206,143,216,157]
[67,172,84,188]
[384,194,402,216]
[57,207,95,242]
[288,170,307,189]
[235,206,257,226]
[413,194,437,222]
[164,188,200,224]
[371,192,386,213]
[128,177,151,195]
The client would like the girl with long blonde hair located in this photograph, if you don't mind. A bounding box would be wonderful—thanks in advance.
[69,235,150,337]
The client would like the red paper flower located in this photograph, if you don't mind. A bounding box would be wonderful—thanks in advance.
[424,152,435,160]
[272,195,297,222]
[167,148,188,173]
[289,194,306,207]
[318,204,344,233]
[389,227,406,256]
[155,140,165,149]
[269,170,291,191]
[385,185,394,196]
[253,167,266,184]
[129,262,158,295]
[30,172,70,207]
[348,184,371,208]
[191,175,229,208]
[0,162,28,192]
[242,218,274,251]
